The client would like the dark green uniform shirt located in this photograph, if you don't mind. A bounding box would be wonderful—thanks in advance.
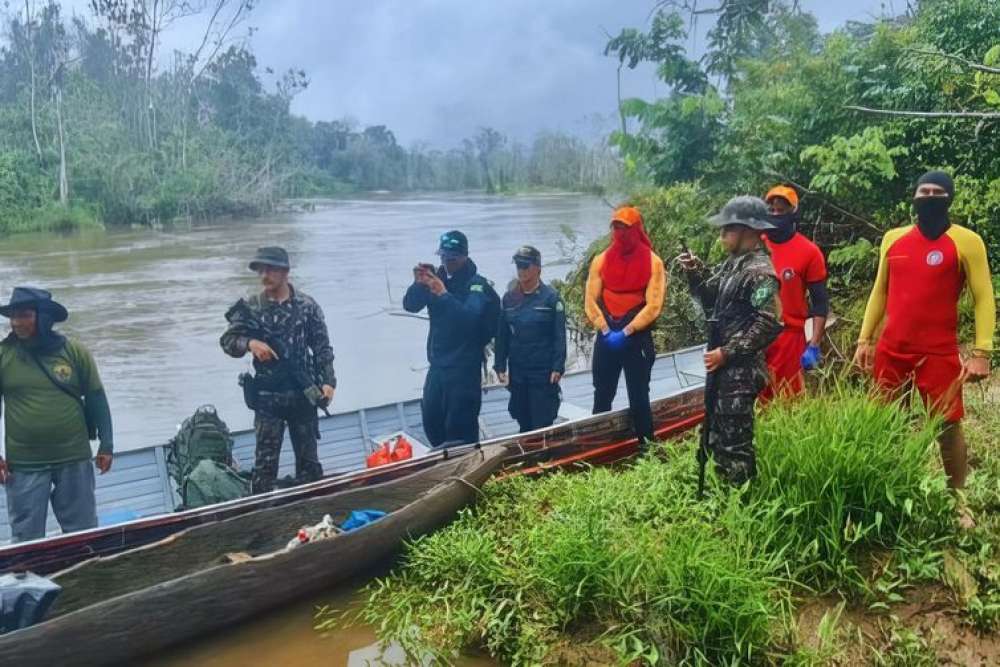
[0,339,103,469]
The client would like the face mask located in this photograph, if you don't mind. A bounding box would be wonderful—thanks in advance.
[913,196,951,240]
[613,226,637,251]
[765,212,798,243]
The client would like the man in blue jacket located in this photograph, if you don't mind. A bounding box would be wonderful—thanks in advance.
[404,231,500,447]
[494,246,566,432]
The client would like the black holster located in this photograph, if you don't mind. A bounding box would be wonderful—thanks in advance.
[238,373,258,410]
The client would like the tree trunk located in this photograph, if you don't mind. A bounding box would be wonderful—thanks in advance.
[56,84,68,207]
[24,1,42,161]
[145,0,160,149]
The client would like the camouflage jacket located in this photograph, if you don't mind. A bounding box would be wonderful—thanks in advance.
[220,285,336,390]
[687,248,783,394]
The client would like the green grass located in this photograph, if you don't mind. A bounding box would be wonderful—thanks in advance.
[322,385,971,664]
[0,203,101,235]
[952,384,1000,631]
[748,383,954,595]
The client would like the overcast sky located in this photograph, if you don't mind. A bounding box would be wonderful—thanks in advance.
[65,0,896,147]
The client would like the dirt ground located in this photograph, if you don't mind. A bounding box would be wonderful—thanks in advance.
[796,583,1000,666]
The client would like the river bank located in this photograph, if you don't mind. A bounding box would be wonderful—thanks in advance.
[327,383,1000,664]
[4,185,618,237]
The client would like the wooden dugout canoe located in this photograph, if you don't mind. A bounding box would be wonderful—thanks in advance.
[0,346,706,576]
[0,445,508,667]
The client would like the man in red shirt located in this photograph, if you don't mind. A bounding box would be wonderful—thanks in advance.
[760,186,829,400]
[854,171,994,508]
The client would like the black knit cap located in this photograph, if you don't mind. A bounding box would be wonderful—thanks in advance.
[916,170,955,199]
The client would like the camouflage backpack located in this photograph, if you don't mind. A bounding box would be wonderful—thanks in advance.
[166,405,248,508]
[180,460,250,510]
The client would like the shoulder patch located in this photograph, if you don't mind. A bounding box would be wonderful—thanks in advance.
[470,284,484,293]
[555,300,564,312]
[751,279,777,308]
[52,362,74,382]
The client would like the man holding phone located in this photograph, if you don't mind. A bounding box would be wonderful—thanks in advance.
[404,231,500,447]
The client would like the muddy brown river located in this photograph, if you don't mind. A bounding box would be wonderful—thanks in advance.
[143,583,496,666]
[0,192,608,450]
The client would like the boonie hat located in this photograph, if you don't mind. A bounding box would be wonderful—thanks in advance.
[708,196,775,231]
[0,287,68,322]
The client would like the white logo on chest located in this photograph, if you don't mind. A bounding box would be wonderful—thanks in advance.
[926,250,944,267]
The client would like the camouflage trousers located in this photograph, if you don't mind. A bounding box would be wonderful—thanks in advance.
[252,391,323,494]
[706,394,757,486]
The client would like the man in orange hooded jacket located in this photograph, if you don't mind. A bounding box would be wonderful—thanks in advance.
[585,206,666,446]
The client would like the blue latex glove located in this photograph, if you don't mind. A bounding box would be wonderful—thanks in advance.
[801,344,821,370]
[602,330,627,350]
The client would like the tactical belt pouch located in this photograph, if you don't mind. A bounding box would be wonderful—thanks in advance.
[238,372,258,410]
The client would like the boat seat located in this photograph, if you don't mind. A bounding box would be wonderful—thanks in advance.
[679,369,706,384]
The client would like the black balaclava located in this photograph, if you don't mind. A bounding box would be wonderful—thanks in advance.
[913,170,955,240]
[765,208,800,244]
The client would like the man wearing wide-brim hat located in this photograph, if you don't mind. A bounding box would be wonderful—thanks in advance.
[0,287,114,542]
[676,196,783,487]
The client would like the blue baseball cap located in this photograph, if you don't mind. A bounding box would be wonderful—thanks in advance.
[436,230,468,259]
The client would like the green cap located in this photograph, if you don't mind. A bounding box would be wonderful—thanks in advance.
[249,247,290,271]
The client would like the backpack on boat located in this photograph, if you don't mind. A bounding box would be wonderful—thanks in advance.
[166,405,249,509]
[180,459,250,510]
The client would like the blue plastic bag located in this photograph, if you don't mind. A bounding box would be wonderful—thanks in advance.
[340,510,387,532]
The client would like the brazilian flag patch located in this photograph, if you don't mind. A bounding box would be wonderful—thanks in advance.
[470,284,484,293]
[751,281,776,308]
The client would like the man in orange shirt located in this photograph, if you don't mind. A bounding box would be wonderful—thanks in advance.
[761,186,829,399]
[585,206,666,446]
[854,171,994,504]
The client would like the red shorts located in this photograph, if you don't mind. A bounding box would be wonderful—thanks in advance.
[761,327,806,403]
[873,346,964,422]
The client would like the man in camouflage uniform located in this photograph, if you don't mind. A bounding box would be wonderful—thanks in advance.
[220,247,336,493]
[677,196,783,485]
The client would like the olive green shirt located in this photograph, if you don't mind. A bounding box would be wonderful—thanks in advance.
[0,338,103,469]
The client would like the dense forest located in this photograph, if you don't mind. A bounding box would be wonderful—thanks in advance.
[0,1,623,233]
[560,0,1000,351]
[337,4,1000,661]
